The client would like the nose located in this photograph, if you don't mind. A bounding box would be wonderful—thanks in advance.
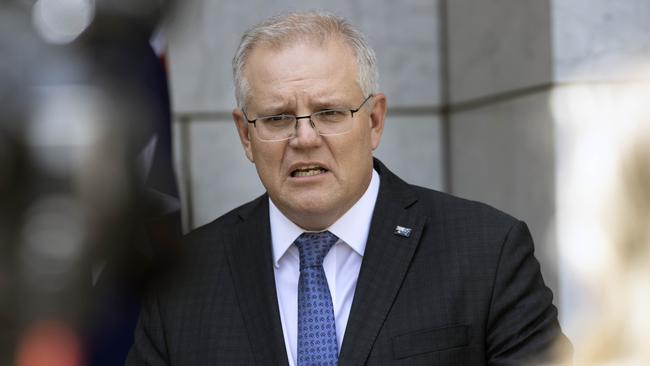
[289,117,321,148]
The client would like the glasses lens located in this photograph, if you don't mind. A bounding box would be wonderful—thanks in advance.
[257,115,295,140]
[312,109,351,135]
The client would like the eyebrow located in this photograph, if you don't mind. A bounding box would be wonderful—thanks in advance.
[311,99,349,109]
[255,105,292,117]
[253,95,354,115]
[309,93,351,105]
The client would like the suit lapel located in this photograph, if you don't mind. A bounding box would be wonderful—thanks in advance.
[226,196,289,366]
[338,160,427,366]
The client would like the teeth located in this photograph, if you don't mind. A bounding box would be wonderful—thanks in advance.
[292,167,326,177]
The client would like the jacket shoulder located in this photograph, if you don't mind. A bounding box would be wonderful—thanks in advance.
[179,194,265,261]
[410,184,518,228]
[185,195,264,240]
[373,158,518,230]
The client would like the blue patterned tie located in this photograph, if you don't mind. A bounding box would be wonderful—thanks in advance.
[294,231,339,366]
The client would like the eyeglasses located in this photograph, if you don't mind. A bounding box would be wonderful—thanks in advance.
[243,94,374,142]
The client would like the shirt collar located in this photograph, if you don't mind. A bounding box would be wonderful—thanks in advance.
[269,169,380,268]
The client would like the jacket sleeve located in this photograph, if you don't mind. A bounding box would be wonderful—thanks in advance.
[125,291,170,366]
[486,220,571,365]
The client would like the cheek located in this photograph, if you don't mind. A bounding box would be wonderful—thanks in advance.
[251,145,284,180]
[344,129,375,176]
[332,139,372,177]
[349,129,374,159]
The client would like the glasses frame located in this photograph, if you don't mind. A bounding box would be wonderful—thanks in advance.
[243,94,374,142]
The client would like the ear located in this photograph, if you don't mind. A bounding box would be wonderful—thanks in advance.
[233,108,255,162]
[368,93,387,150]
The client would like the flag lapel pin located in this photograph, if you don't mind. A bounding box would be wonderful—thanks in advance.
[393,225,412,238]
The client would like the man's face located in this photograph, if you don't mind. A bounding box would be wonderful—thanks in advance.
[233,39,386,230]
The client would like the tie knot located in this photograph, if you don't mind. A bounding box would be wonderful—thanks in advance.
[294,231,338,268]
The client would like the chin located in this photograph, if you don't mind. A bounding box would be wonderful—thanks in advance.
[282,191,339,217]
[290,197,334,215]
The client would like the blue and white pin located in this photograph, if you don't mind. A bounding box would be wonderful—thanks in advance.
[393,225,412,238]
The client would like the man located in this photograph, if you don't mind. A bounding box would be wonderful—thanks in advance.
[127,11,569,365]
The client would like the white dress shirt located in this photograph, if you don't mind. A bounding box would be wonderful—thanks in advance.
[269,169,380,366]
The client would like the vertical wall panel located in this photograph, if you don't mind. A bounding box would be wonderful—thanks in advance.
[445,0,558,298]
[446,0,553,103]
[187,119,264,228]
[375,115,444,190]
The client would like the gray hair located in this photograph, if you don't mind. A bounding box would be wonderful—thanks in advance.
[232,11,379,108]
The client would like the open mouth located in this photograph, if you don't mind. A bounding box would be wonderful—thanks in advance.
[290,166,328,177]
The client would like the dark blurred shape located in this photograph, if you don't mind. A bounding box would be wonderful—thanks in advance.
[81,3,182,365]
[0,0,180,364]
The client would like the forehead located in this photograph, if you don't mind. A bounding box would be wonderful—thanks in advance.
[243,39,361,105]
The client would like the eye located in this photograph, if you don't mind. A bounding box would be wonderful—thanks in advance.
[315,109,348,122]
[262,115,293,123]
[259,114,295,127]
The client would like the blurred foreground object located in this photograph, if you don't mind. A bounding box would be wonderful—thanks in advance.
[552,70,650,364]
[15,321,82,366]
[0,0,178,364]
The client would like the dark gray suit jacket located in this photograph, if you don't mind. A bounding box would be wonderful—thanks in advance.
[126,160,569,365]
